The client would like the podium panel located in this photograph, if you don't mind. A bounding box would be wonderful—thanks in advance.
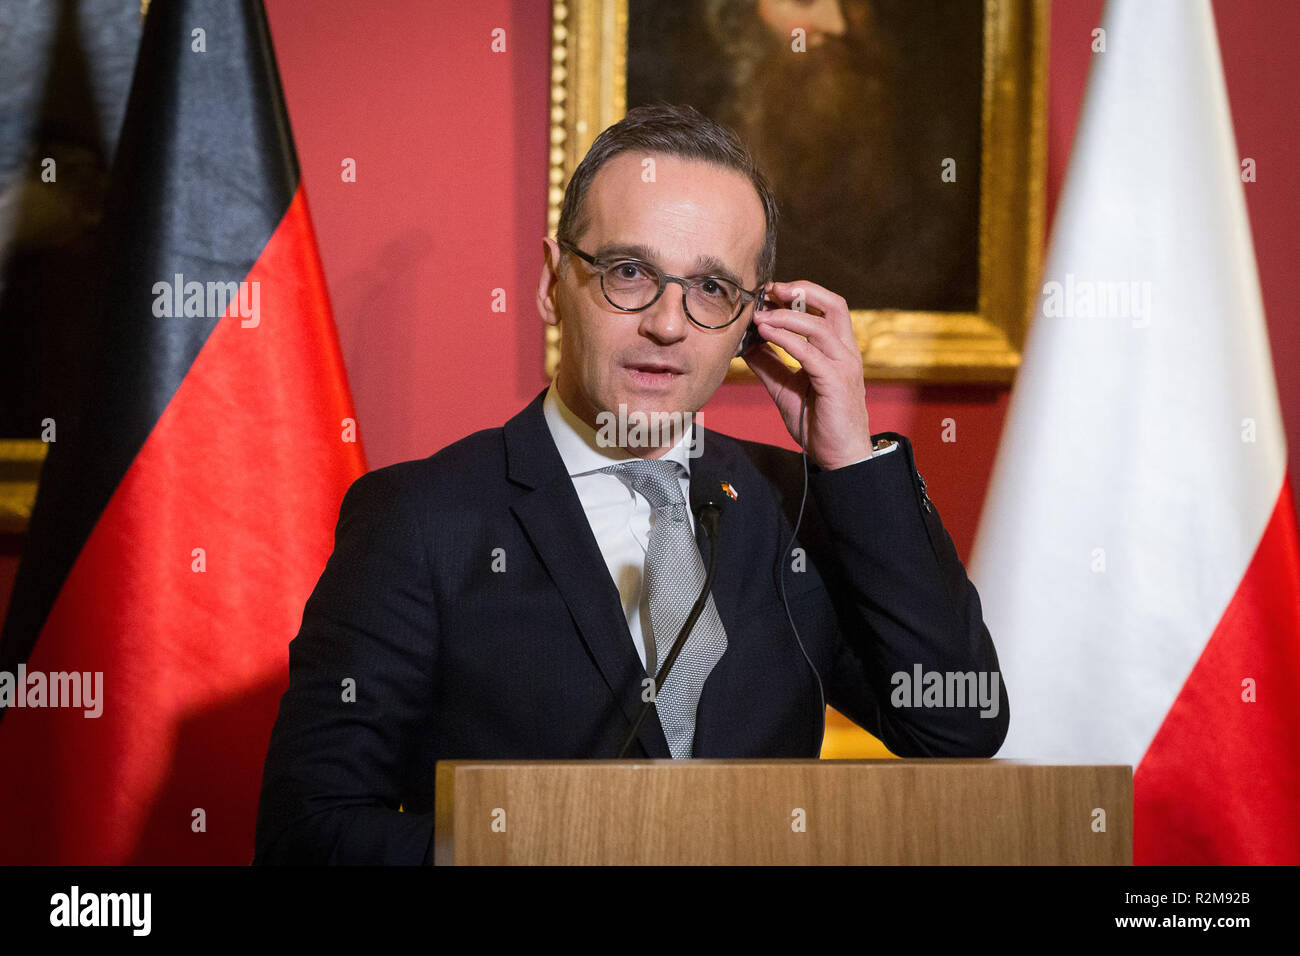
[433,759,1132,865]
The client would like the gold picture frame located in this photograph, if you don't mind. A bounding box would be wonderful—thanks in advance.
[0,440,47,535]
[545,0,1048,384]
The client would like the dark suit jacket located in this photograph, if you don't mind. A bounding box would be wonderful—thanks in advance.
[253,388,1008,864]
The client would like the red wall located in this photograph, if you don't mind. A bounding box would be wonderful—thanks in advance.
[2,0,1297,615]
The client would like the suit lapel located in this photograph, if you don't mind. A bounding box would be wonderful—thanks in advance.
[504,390,671,758]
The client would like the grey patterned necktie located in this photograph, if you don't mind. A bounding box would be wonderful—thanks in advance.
[603,458,729,758]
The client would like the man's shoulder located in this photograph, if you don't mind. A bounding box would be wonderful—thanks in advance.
[343,425,508,509]
[712,430,802,467]
[343,413,818,510]
[697,426,805,482]
[692,426,812,513]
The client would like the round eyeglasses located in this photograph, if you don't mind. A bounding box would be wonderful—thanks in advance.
[558,239,765,330]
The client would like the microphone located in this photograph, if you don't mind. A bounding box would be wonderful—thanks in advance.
[689,469,735,541]
[615,470,734,758]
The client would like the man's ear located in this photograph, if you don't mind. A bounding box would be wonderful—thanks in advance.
[537,237,563,327]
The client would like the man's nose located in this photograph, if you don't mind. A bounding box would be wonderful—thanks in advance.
[638,283,691,343]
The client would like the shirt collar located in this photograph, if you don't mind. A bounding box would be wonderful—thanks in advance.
[542,378,695,479]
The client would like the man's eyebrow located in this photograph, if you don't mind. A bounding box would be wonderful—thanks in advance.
[592,242,748,287]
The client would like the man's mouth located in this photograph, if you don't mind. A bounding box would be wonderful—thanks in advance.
[623,361,685,384]
[621,361,686,390]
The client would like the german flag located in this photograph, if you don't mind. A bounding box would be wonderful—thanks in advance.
[0,0,365,863]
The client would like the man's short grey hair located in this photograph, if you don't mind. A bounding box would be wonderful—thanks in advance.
[556,102,779,286]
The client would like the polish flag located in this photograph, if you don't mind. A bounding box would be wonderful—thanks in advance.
[970,0,1300,864]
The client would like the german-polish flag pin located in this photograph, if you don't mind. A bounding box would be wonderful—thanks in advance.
[720,481,738,501]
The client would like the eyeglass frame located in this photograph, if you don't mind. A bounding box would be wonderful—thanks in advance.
[557,238,768,330]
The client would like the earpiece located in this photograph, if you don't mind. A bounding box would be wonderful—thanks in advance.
[735,287,771,357]
[736,320,764,357]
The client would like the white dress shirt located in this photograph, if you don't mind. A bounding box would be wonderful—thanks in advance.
[541,378,896,674]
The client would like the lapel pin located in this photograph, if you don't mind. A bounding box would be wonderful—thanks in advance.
[720,481,738,501]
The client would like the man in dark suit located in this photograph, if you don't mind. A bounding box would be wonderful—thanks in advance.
[254,103,1007,865]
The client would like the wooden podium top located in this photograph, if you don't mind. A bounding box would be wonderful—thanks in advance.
[434,759,1132,865]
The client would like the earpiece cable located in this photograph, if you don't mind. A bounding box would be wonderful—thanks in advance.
[778,388,826,752]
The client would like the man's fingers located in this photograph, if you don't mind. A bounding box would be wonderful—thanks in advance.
[745,345,808,438]
[768,279,842,310]
[766,280,850,316]
[750,323,835,381]
[744,341,797,395]
[764,280,855,350]
[756,308,850,357]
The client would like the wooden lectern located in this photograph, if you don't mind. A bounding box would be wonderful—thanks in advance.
[433,759,1132,865]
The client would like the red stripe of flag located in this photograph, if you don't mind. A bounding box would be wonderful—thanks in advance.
[1135,474,1300,865]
